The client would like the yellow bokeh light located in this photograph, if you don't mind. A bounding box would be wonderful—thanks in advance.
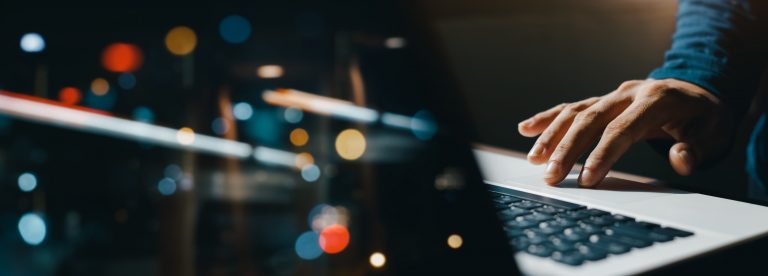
[290,128,309,146]
[165,26,197,56]
[369,252,386,268]
[256,65,284,79]
[176,127,195,145]
[335,129,366,160]
[295,152,314,169]
[447,234,463,249]
[91,78,109,96]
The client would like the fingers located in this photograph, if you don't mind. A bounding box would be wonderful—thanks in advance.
[543,104,613,185]
[579,100,663,187]
[526,98,600,164]
[669,142,697,176]
[518,104,568,137]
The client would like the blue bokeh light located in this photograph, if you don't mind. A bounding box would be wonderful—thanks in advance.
[18,213,46,246]
[301,164,321,182]
[118,73,136,90]
[133,106,155,123]
[295,231,323,260]
[284,107,303,124]
[219,15,252,44]
[158,178,177,196]
[17,172,37,192]
[233,102,254,121]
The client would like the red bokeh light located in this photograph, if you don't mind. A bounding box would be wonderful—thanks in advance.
[59,87,82,105]
[101,43,144,73]
[319,224,350,254]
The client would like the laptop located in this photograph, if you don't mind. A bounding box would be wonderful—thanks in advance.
[1,1,768,275]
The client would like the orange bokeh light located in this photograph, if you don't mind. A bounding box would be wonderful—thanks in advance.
[319,224,350,254]
[58,87,82,105]
[101,43,144,73]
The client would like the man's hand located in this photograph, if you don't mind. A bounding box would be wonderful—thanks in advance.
[517,79,733,187]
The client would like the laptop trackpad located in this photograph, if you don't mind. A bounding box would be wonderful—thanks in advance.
[497,173,686,206]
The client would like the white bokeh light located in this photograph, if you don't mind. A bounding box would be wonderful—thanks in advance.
[20,33,46,53]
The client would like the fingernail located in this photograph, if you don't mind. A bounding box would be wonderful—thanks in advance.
[678,150,691,166]
[528,143,544,158]
[544,161,561,182]
[579,168,595,187]
[518,119,532,128]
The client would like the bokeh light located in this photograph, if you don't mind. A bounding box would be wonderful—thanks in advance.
[101,43,144,73]
[284,107,304,123]
[17,172,37,192]
[158,177,176,196]
[301,164,321,182]
[132,106,155,123]
[90,78,110,96]
[232,102,253,121]
[176,127,195,145]
[165,26,197,56]
[411,110,438,140]
[335,129,366,160]
[308,204,350,232]
[18,213,46,246]
[256,65,284,79]
[447,234,463,249]
[219,15,252,44]
[164,164,182,179]
[58,87,82,105]
[319,224,350,254]
[118,73,136,90]
[369,252,386,268]
[211,117,229,135]
[290,128,309,146]
[295,152,314,169]
[295,231,324,260]
[384,37,406,49]
[20,33,45,53]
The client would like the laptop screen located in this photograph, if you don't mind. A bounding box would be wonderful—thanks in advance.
[0,2,516,275]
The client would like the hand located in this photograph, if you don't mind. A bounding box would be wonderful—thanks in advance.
[517,79,733,187]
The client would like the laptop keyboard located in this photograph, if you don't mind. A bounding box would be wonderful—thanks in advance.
[491,188,694,266]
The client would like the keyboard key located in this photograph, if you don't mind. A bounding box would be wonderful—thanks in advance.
[506,218,538,229]
[548,218,577,228]
[610,224,673,243]
[654,227,693,237]
[489,188,585,210]
[576,223,604,235]
[492,194,522,204]
[503,227,525,238]
[497,207,531,220]
[610,214,635,223]
[562,228,590,242]
[527,243,555,257]
[584,216,615,227]
[493,202,512,210]
[551,250,585,266]
[523,232,549,245]
[512,200,543,210]
[603,230,652,248]
[549,236,577,251]
[558,210,590,220]
[536,222,564,235]
[534,205,564,215]
[575,243,608,261]
[510,237,530,250]
[588,234,631,254]
[584,208,609,217]
[521,213,554,223]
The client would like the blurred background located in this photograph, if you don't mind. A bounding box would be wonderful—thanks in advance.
[0,0,758,275]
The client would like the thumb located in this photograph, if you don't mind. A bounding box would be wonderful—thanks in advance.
[668,142,699,176]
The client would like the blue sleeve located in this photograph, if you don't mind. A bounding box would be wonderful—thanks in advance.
[649,0,768,115]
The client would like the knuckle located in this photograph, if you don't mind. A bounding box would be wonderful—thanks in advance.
[617,80,642,91]
[604,122,634,141]
[575,109,601,124]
